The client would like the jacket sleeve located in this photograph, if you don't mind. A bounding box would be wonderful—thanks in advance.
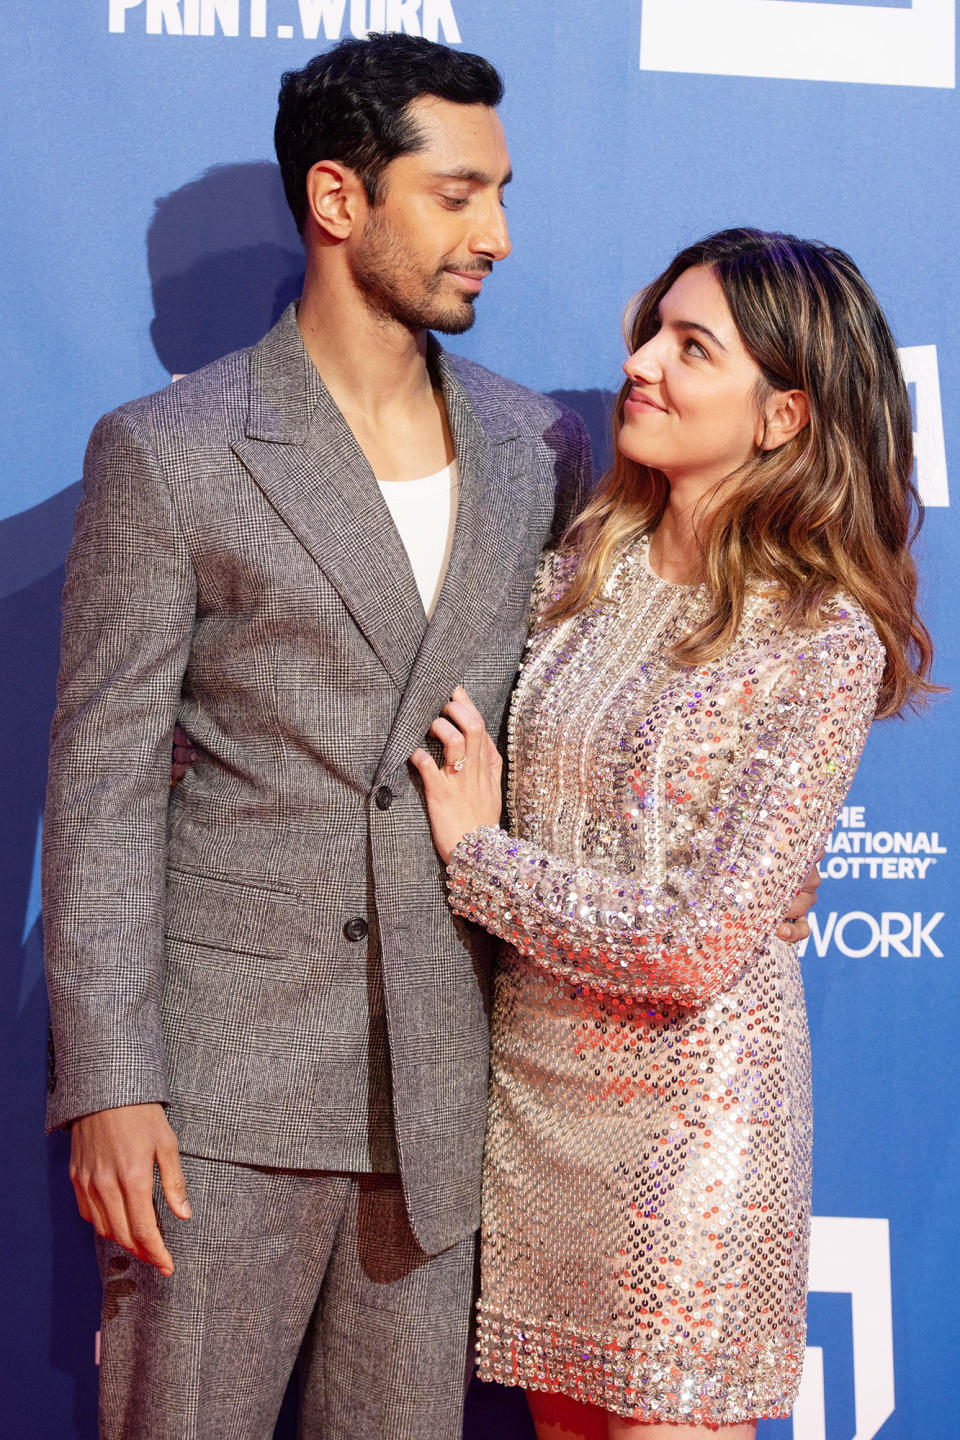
[549,407,594,546]
[42,404,196,1129]
[446,624,883,1008]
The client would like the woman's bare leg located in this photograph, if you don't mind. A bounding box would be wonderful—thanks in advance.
[526,1390,610,1440]
[527,1392,758,1440]
[609,1422,756,1440]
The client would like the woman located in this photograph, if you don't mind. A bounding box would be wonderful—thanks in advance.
[411,229,936,1438]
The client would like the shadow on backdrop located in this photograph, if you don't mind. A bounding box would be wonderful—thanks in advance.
[548,388,615,484]
[2,156,615,1438]
[0,493,99,1438]
[148,161,305,376]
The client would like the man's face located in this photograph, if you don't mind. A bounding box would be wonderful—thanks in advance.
[348,96,512,335]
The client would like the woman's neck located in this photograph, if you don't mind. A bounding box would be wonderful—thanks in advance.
[649,495,707,585]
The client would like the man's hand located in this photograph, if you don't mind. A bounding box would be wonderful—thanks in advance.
[776,858,822,943]
[170,724,197,789]
[69,1102,191,1275]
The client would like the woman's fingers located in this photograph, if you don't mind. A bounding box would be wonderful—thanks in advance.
[484,732,504,773]
[431,687,489,770]
[428,715,468,768]
[417,688,497,787]
[409,747,442,793]
[442,692,487,761]
[445,688,485,734]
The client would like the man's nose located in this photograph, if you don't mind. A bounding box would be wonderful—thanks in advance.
[470,197,511,262]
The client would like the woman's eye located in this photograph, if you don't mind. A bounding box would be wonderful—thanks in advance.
[684,338,708,359]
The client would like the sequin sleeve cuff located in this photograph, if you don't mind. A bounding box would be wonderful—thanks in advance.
[446,824,729,1005]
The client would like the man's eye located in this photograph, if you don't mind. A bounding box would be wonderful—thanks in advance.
[441,195,469,208]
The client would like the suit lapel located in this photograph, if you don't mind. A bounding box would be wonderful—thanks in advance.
[375,345,531,783]
[232,309,534,777]
[231,306,427,693]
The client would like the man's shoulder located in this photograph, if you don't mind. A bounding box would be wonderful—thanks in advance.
[95,343,255,452]
[444,352,586,444]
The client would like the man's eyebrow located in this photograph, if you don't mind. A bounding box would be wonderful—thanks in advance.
[429,166,513,186]
[656,307,727,353]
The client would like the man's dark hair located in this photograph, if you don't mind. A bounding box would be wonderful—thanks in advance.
[275,33,504,234]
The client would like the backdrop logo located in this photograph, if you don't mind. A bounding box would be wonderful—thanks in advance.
[794,1217,895,1440]
[899,345,950,506]
[108,0,461,41]
[800,909,944,957]
[824,804,948,882]
[639,0,956,89]
[799,804,947,958]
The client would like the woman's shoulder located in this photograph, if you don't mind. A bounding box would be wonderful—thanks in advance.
[742,585,885,682]
[819,591,884,653]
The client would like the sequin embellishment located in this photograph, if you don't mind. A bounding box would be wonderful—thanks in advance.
[448,539,884,1424]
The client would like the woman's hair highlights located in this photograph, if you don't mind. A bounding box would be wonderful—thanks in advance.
[548,227,937,718]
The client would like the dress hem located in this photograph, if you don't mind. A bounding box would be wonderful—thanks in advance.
[476,1305,803,1427]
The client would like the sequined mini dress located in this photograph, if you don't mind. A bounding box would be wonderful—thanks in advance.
[447,539,884,1426]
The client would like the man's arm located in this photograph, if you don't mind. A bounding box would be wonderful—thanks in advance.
[44,403,197,1268]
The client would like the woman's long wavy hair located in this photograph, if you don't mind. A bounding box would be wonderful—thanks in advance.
[547,228,937,718]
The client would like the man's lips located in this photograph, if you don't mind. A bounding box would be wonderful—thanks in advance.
[624,389,666,413]
[445,268,487,294]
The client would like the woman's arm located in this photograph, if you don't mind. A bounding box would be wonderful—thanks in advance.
[440,624,883,1007]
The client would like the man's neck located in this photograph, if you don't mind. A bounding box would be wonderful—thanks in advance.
[294,268,456,484]
[296,271,435,424]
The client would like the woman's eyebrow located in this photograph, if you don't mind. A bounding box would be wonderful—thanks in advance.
[664,312,727,352]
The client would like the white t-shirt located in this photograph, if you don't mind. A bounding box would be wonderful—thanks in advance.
[376,459,460,620]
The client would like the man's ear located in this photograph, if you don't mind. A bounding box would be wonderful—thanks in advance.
[304,160,366,242]
[758,388,810,451]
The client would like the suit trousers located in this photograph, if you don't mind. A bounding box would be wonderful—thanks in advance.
[96,1155,477,1439]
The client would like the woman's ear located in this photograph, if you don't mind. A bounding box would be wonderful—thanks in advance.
[304,160,365,242]
[758,388,810,451]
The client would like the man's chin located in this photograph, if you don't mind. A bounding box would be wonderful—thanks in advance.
[428,299,479,336]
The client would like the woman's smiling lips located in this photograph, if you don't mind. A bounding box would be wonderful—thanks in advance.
[624,388,667,413]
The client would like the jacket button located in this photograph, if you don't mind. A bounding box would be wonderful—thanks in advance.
[374,785,394,811]
[343,917,368,942]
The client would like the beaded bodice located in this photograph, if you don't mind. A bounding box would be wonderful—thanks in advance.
[449,537,884,1006]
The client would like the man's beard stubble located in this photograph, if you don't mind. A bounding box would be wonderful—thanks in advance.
[349,208,488,336]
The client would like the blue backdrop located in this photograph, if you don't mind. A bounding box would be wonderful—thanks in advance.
[2,4,956,1438]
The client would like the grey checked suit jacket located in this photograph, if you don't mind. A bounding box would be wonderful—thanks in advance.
[43,303,591,1253]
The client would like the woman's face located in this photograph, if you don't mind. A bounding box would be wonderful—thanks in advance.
[618,264,769,494]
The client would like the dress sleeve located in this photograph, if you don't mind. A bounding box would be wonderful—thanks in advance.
[446,621,884,1007]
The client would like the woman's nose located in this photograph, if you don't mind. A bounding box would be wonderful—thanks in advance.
[624,345,661,383]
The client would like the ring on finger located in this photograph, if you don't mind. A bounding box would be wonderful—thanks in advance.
[446,756,466,773]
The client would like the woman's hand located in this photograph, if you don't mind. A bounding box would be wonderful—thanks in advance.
[411,686,504,864]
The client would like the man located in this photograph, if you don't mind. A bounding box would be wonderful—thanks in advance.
[44,32,817,1439]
